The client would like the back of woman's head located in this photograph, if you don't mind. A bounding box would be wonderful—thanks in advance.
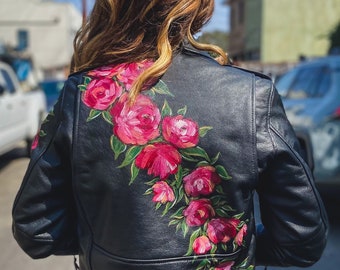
[72,0,227,100]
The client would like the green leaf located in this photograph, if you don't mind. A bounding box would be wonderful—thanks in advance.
[197,160,210,167]
[162,202,172,216]
[161,100,172,117]
[129,161,139,185]
[215,165,232,180]
[144,187,153,195]
[152,80,174,97]
[78,84,87,91]
[210,243,217,254]
[39,130,47,137]
[177,106,187,116]
[211,152,221,165]
[169,219,180,226]
[118,146,143,168]
[196,259,210,270]
[180,146,210,162]
[199,126,213,137]
[233,212,244,220]
[184,228,201,256]
[215,208,230,218]
[84,76,91,85]
[110,135,127,160]
[170,206,185,219]
[215,185,225,194]
[87,109,101,122]
[145,178,159,186]
[155,202,162,210]
[181,219,189,238]
[102,111,113,125]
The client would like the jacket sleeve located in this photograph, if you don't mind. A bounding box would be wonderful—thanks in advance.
[255,78,329,267]
[12,76,79,259]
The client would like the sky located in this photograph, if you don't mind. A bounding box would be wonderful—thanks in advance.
[54,0,230,32]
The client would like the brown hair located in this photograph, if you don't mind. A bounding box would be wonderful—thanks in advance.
[72,0,228,102]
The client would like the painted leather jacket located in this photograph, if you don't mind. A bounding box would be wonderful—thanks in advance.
[12,46,328,270]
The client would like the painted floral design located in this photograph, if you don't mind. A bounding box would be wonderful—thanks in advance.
[79,61,254,270]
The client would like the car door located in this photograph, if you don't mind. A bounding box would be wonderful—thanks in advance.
[0,64,28,154]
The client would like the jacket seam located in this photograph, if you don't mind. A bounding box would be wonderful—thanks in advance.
[269,125,329,233]
[267,82,277,156]
[251,74,258,185]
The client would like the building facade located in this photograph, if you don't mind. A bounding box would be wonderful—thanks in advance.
[228,0,340,63]
[0,0,82,78]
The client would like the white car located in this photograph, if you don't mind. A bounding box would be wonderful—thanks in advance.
[0,61,47,156]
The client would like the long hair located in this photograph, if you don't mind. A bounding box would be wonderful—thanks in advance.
[72,0,228,102]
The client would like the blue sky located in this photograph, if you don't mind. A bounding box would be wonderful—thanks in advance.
[55,0,230,32]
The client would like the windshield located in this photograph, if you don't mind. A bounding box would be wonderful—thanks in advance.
[275,65,331,99]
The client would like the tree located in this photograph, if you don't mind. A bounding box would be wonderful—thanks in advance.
[328,21,340,54]
[197,31,229,52]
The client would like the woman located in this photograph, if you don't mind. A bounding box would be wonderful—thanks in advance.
[12,1,328,269]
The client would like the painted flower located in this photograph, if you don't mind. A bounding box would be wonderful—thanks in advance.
[235,224,247,246]
[88,63,125,78]
[31,133,39,150]
[152,181,175,204]
[215,261,235,270]
[135,143,181,179]
[162,115,199,148]
[183,199,215,227]
[192,235,212,255]
[117,60,154,90]
[183,166,222,197]
[111,93,161,145]
[207,218,240,244]
[82,77,122,110]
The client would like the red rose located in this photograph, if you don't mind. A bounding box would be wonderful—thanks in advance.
[207,218,240,244]
[135,143,181,179]
[183,166,221,197]
[152,181,175,204]
[235,224,247,246]
[111,93,161,145]
[215,261,235,270]
[82,77,122,110]
[162,115,199,148]
[31,133,39,150]
[192,235,212,255]
[183,199,215,227]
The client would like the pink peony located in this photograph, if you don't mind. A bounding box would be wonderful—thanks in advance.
[111,93,161,145]
[82,77,122,110]
[192,236,212,255]
[183,199,215,227]
[183,166,221,197]
[135,143,181,179]
[152,181,175,204]
[207,218,240,244]
[235,224,247,246]
[162,115,199,148]
[215,261,235,270]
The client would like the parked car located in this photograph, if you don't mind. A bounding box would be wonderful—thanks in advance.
[0,61,47,156]
[39,79,64,111]
[275,55,340,194]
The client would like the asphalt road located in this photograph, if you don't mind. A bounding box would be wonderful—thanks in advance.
[0,147,339,270]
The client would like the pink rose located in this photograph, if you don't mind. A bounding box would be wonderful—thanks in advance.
[235,224,247,246]
[192,235,212,255]
[152,181,175,204]
[31,133,39,150]
[207,218,240,244]
[82,78,122,110]
[117,60,154,90]
[88,64,125,78]
[111,93,161,145]
[135,143,181,179]
[183,199,215,227]
[215,261,235,270]
[183,166,221,197]
[162,115,199,148]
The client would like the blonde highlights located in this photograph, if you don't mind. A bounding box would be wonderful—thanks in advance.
[72,0,228,102]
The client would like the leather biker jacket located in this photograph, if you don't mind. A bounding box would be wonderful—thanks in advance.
[12,46,328,269]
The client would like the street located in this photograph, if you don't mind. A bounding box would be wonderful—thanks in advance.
[0,146,339,270]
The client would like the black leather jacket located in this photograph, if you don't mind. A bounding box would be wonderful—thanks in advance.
[12,47,328,270]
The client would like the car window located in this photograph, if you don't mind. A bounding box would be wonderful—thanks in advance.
[276,65,331,99]
[0,69,16,94]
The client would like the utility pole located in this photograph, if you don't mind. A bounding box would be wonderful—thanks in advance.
[82,0,87,24]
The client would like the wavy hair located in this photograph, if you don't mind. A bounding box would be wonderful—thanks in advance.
[72,0,228,102]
